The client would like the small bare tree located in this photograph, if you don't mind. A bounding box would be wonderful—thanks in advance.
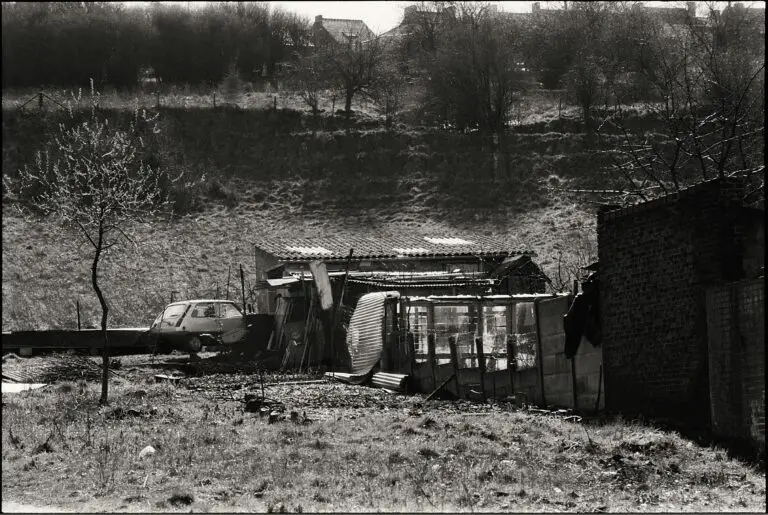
[551,231,598,293]
[287,53,329,116]
[15,84,171,404]
[314,35,386,117]
[365,49,407,128]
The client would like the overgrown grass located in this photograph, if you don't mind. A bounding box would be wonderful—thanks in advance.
[2,374,765,512]
[2,87,656,331]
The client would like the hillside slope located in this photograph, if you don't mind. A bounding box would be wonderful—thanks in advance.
[2,106,615,330]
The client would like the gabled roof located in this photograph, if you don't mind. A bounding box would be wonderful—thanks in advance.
[255,234,532,261]
[315,17,374,45]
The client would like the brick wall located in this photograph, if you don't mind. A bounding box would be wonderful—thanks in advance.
[597,178,754,426]
[707,279,765,454]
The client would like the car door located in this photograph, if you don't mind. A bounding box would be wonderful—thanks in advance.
[183,302,219,334]
[219,302,246,343]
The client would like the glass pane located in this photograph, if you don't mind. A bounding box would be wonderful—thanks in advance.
[406,305,429,363]
[434,305,471,366]
[513,303,537,369]
[222,303,243,318]
[482,305,508,372]
[191,302,216,318]
[161,304,187,319]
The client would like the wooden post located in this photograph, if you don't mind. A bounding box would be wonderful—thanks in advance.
[329,249,354,371]
[240,264,246,311]
[449,335,462,399]
[475,300,486,399]
[475,336,487,400]
[571,355,578,410]
[38,91,44,110]
[212,89,216,109]
[534,298,546,406]
[427,303,437,390]
[427,333,437,391]
[506,303,515,397]
[407,333,416,376]
[76,301,81,331]
[226,265,231,300]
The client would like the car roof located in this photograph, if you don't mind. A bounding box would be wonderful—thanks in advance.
[167,299,238,306]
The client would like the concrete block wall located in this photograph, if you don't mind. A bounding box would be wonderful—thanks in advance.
[597,178,748,426]
[707,279,765,454]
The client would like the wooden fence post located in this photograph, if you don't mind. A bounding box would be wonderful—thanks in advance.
[427,334,437,391]
[240,264,246,311]
[475,336,487,400]
[427,303,437,390]
[534,298,546,406]
[226,264,231,300]
[449,335,462,399]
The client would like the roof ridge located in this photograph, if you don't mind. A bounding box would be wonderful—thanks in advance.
[321,17,364,23]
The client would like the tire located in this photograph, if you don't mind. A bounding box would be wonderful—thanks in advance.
[187,336,203,353]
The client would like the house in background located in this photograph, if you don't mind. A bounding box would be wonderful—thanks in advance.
[311,15,376,48]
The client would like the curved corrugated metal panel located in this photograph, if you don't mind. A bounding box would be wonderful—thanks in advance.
[347,291,400,375]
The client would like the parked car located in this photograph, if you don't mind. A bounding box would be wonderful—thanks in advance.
[148,299,247,353]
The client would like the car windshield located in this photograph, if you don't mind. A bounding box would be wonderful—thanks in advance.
[159,304,187,320]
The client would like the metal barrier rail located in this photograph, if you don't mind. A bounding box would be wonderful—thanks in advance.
[2,328,151,353]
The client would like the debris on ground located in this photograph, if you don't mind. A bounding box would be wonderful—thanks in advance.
[0,353,117,383]
[138,445,156,459]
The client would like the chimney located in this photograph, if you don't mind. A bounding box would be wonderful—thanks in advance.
[314,15,323,26]
[532,2,540,14]
[686,1,696,17]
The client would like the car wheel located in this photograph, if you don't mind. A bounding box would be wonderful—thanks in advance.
[187,336,203,353]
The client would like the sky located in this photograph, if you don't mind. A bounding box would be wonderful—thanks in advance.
[124,1,765,35]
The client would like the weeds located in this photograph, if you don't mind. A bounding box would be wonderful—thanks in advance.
[1,375,765,512]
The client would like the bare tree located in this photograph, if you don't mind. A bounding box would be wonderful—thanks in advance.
[425,3,529,179]
[314,35,386,117]
[287,53,329,116]
[600,2,765,204]
[550,231,598,293]
[14,85,171,404]
[365,49,407,128]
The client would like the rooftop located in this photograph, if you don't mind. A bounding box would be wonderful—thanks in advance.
[314,16,374,45]
[255,234,532,261]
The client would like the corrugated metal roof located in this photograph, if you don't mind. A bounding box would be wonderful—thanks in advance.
[346,291,399,375]
[255,234,532,261]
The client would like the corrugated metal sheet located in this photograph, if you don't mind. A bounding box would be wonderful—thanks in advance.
[255,234,532,261]
[371,372,408,391]
[347,291,400,375]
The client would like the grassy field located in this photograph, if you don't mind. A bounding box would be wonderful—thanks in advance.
[1,353,765,513]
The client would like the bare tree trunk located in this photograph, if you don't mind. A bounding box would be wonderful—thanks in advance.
[92,227,110,405]
[344,89,354,116]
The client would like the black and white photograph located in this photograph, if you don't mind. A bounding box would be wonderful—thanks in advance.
[1,0,765,512]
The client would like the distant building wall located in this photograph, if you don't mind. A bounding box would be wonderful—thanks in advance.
[597,178,758,428]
